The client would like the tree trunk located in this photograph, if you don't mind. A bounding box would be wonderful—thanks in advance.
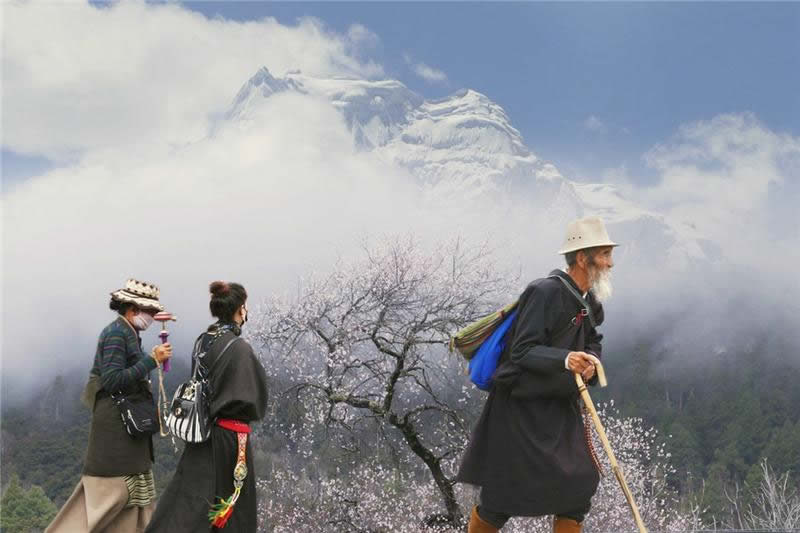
[390,414,462,524]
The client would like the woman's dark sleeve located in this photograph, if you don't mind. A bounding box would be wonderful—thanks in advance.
[210,341,268,422]
[508,283,571,375]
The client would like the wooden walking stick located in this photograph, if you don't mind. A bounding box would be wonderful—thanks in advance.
[575,355,648,533]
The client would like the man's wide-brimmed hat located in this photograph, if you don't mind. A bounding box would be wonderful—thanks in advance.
[110,279,165,311]
[558,216,619,255]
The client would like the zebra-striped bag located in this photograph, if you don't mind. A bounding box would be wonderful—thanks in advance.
[165,336,239,443]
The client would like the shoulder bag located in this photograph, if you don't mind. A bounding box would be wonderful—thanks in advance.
[165,335,240,443]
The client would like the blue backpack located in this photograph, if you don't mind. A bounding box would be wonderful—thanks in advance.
[467,309,518,390]
[465,274,596,391]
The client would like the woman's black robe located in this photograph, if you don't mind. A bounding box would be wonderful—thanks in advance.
[146,329,268,532]
[456,270,604,517]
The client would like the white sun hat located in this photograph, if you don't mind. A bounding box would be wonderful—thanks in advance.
[557,216,619,255]
[110,279,165,311]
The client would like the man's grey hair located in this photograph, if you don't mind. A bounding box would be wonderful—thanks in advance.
[565,247,599,268]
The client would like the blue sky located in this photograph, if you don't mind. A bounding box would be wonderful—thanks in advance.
[181,1,800,182]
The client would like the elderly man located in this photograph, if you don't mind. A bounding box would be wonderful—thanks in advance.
[457,216,617,533]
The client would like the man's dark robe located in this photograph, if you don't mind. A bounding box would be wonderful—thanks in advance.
[456,270,604,517]
[146,328,268,533]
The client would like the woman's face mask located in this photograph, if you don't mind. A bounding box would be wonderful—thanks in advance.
[131,310,155,331]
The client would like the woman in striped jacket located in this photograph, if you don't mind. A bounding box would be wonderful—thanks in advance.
[47,279,172,533]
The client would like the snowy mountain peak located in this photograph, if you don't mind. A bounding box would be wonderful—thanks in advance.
[412,88,529,158]
[225,67,305,122]
[220,67,583,204]
[224,68,529,156]
[220,67,712,268]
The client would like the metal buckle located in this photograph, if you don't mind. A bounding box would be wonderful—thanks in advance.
[572,308,589,326]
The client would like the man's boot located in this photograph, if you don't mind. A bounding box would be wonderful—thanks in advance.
[552,516,582,533]
[468,506,499,533]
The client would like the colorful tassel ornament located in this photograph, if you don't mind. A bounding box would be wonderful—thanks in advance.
[208,486,241,528]
[208,431,248,528]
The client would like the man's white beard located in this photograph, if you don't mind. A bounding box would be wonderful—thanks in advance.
[589,266,613,302]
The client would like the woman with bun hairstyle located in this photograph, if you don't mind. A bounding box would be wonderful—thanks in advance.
[147,281,268,532]
[47,279,172,533]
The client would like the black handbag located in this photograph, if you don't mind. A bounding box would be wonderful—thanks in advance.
[111,389,159,438]
[165,335,240,443]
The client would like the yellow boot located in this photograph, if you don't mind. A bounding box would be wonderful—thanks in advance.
[553,516,582,533]
[468,506,499,533]
[553,516,583,533]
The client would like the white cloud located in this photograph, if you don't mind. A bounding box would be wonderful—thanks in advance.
[3,84,548,389]
[347,23,380,48]
[402,53,447,84]
[1,91,430,388]
[640,112,800,256]
[583,115,607,133]
[1,1,383,160]
[0,5,508,391]
[595,113,800,265]
[579,113,800,372]
[413,63,448,83]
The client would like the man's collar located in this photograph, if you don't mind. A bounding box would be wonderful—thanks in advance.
[549,269,585,295]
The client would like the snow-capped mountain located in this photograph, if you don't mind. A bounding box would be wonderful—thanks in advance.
[222,67,710,268]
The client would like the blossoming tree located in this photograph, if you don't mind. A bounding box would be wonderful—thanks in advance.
[253,237,512,527]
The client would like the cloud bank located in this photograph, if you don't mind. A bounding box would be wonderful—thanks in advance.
[2,2,798,400]
[2,0,383,160]
[601,112,800,370]
[642,112,799,259]
[1,1,406,395]
[2,90,430,392]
